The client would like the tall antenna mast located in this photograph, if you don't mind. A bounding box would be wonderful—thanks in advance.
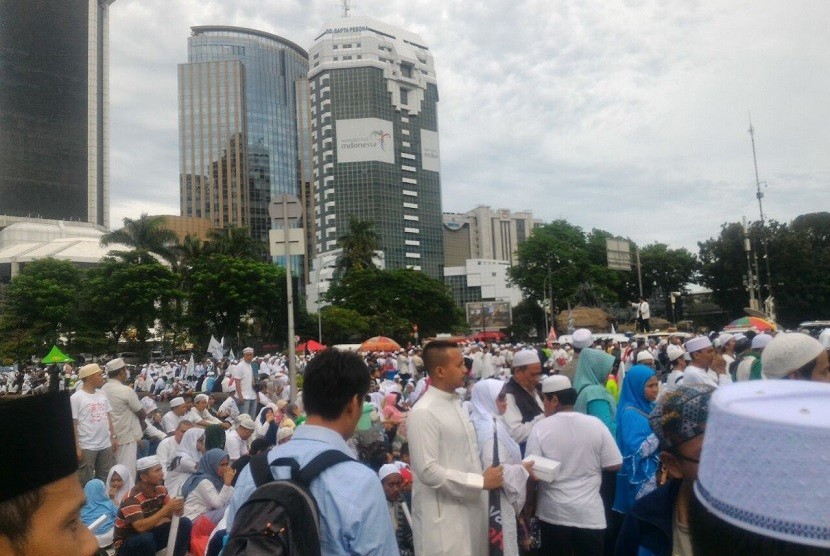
[748,115,775,319]
[341,0,351,18]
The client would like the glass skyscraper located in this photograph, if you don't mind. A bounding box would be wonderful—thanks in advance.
[178,26,309,248]
[305,16,444,306]
[0,0,113,227]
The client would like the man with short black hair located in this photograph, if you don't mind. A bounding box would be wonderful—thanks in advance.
[0,392,99,556]
[526,375,622,556]
[227,348,398,554]
[409,340,504,556]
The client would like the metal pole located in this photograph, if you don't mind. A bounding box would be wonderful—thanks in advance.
[743,217,758,310]
[283,201,297,404]
[316,264,322,344]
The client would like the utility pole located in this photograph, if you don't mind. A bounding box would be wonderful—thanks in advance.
[742,216,759,310]
[748,117,775,319]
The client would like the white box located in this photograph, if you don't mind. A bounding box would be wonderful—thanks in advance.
[522,454,561,483]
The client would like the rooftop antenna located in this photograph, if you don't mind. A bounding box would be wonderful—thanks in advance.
[341,0,351,18]
[748,115,775,320]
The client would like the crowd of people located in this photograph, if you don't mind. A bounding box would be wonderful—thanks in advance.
[1,325,830,556]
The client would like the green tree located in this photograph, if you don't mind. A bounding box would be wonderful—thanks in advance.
[508,220,590,308]
[205,226,263,260]
[186,254,286,344]
[100,213,178,264]
[0,259,82,360]
[334,216,381,277]
[319,307,371,344]
[82,258,180,354]
[638,243,699,298]
[325,268,463,340]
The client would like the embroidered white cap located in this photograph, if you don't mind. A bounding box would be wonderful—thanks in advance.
[695,381,830,548]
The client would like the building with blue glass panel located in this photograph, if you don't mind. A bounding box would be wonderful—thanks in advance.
[178,26,309,250]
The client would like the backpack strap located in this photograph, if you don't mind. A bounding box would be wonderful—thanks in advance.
[297,449,355,486]
[249,452,275,487]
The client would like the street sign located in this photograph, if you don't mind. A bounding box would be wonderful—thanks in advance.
[269,229,305,257]
[268,194,303,222]
[606,238,632,271]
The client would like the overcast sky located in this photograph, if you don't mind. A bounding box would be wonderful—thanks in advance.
[108,0,830,252]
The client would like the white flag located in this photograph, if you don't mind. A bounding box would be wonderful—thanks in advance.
[207,336,223,361]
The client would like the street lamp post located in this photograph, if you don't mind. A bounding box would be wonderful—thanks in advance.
[315,259,337,344]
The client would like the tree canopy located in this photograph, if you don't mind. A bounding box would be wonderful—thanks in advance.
[101,213,178,264]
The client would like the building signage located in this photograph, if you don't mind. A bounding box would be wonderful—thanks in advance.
[466,301,512,330]
[336,118,395,164]
[420,129,440,172]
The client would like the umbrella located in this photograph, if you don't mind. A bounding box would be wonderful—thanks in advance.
[725,316,776,332]
[359,336,401,352]
[41,345,74,364]
[296,340,326,352]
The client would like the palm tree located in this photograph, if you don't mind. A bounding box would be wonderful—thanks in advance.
[173,234,206,267]
[335,216,381,276]
[205,226,263,259]
[100,214,178,264]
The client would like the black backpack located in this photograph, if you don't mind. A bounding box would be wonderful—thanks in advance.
[223,449,354,556]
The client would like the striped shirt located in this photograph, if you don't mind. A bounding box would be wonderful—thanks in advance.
[113,485,169,549]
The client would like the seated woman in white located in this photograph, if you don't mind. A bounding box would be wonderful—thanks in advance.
[182,448,235,523]
[165,426,205,496]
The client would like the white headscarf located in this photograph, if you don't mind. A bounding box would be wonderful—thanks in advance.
[106,463,134,505]
[470,379,522,464]
[175,427,205,462]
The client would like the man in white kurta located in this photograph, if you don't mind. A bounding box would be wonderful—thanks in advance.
[408,341,503,556]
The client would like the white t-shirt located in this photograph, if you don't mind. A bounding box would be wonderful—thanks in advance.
[161,410,183,434]
[526,411,622,529]
[232,361,256,400]
[70,389,112,450]
[224,428,249,461]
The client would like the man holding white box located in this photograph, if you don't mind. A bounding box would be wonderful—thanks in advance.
[526,375,622,556]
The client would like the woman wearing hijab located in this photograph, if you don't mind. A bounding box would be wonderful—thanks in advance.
[181,449,235,522]
[382,391,408,442]
[574,347,618,435]
[612,364,660,515]
[254,403,281,445]
[165,426,205,496]
[81,478,118,548]
[470,379,532,556]
[106,463,134,506]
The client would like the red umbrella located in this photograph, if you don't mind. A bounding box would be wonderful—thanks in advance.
[359,336,401,352]
[724,316,776,332]
[296,339,326,352]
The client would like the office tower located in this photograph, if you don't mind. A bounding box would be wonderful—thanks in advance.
[443,206,541,266]
[0,0,114,228]
[306,16,444,303]
[178,26,309,248]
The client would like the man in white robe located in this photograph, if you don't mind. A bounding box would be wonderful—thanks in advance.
[408,340,504,556]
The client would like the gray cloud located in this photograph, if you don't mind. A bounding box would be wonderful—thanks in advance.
[108,0,830,252]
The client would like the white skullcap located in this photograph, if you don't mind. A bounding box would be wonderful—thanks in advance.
[243,347,254,354]
[277,426,294,443]
[78,363,103,380]
[572,329,593,349]
[194,393,208,403]
[105,358,126,373]
[237,414,256,430]
[541,375,572,394]
[733,333,747,342]
[695,381,830,548]
[140,397,157,413]
[761,333,825,379]
[666,344,685,362]
[169,397,185,408]
[512,349,540,368]
[636,351,654,362]
[378,463,401,482]
[751,333,773,350]
[136,455,161,472]
[714,333,733,348]
[684,336,712,354]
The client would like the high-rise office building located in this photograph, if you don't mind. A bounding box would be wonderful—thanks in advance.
[443,206,541,266]
[0,0,114,228]
[305,16,443,304]
[178,26,309,249]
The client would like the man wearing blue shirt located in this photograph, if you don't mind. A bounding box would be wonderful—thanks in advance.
[227,349,398,555]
